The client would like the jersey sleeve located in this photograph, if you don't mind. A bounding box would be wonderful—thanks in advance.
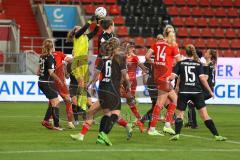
[47,56,55,70]
[173,62,180,77]
[172,45,180,57]
[198,63,204,76]
[61,52,66,60]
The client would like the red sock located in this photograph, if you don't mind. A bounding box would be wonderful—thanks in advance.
[80,123,91,135]
[66,102,73,122]
[117,118,128,127]
[150,105,162,128]
[130,105,141,119]
[165,103,176,123]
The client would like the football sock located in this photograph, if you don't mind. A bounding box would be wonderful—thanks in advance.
[80,122,91,135]
[44,106,52,121]
[187,101,197,126]
[72,104,78,121]
[165,103,176,124]
[65,101,73,122]
[117,117,128,127]
[140,108,153,123]
[175,118,183,134]
[105,114,118,134]
[52,107,60,127]
[150,105,163,128]
[99,115,110,133]
[204,119,219,136]
[130,104,141,119]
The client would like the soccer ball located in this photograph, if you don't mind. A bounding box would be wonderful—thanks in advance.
[95,7,107,19]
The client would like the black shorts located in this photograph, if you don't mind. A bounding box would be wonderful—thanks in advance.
[203,91,212,100]
[177,93,206,111]
[98,83,121,111]
[38,81,58,100]
[147,77,158,101]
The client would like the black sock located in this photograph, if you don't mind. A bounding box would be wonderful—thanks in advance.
[52,107,59,127]
[72,104,78,121]
[44,106,52,121]
[204,119,219,136]
[187,101,194,125]
[175,118,183,134]
[104,114,118,134]
[99,115,110,133]
[140,108,153,123]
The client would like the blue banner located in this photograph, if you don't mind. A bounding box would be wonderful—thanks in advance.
[44,5,78,30]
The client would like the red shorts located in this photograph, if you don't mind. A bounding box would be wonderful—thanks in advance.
[154,65,173,92]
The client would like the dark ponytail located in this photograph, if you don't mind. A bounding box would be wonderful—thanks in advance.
[185,44,200,62]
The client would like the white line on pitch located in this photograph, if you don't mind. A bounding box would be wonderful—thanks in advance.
[0,148,240,154]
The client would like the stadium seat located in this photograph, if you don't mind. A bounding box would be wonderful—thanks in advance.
[125,16,135,27]
[208,18,219,28]
[197,17,208,27]
[114,16,124,25]
[129,26,140,36]
[180,49,186,56]
[177,27,188,37]
[116,26,128,37]
[133,5,142,16]
[203,7,215,17]
[82,4,96,14]
[167,6,179,16]
[175,0,186,6]
[233,18,240,28]
[0,12,7,19]
[81,0,93,3]
[215,8,227,17]
[191,7,202,17]
[105,0,117,4]
[222,49,235,57]
[225,29,237,39]
[182,38,193,47]
[213,28,225,38]
[198,0,210,7]
[219,18,232,28]
[222,0,233,7]
[185,17,195,27]
[172,17,184,27]
[227,8,239,17]
[231,39,240,49]
[93,0,105,4]
[206,39,218,48]
[149,16,160,27]
[179,7,191,16]
[234,0,240,6]
[210,0,222,7]
[141,26,153,37]
[189,28,200,37]
[45,0,58,3]
[109,5,121,15]
[136,48,147,55]
[164,0,175,6]
[151,0,163,6]
[136,16,148,27]
[201,28,213,38]
[121,5,132,16]
[218,39,229,49]
[187,0,198,6]
[194,38,206,48]
[145,37,155,47]
[134,37,145,47]
[157,5,167,15]
[154,27,163,36]
[145,5,155,17]
[129,0,141,5]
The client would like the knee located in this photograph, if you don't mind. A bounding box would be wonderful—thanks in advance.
[110,114,119,123]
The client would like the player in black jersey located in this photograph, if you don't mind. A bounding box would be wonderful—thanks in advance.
[38,39,63,131]
[168,44,227,141]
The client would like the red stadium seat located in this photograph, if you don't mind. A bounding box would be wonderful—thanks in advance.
[0,51,4,67]
[177,27,188,37]
[167,6,179,16]
[136,48,147,55]
[185,17,195,27]
[116,26,128,37]
[93,0,104,4]
[45,0,58,3]
[225,29,237,39]
[219,18,232,28]
[187,0,198,6]
[180,49,186,56]
[59,0,72,3]
[223,50,235,57]
[189,28,200,37]
[194,38,206,48]
[164,0,175,6]
[215,8,227,17]
[206,39,218,48]
[227,8,239,17]
[231,39,240,49]
[210,0,222,7]
[109,5,121,15]
[172,17,184,27]
[234,0,240,6]
[134,37,145,47]
[222,0,233,7]
[213,28,225,38]
[191,7,202,17]
[198,0,210,7]
[175,0,186,6]
[82,4,96,14]
[105,0,117,4]
[182,38,193,47]
[197,17,208,27]
[201,28,213,38]
[208,18,220,28]
[113,16,124,25]
[81,0,93,3]
[203,7,214,17]
[232,18,240,28]
[218,39,230,49]
[0,13,7,19]
[179,7,191,16]
[145,37,155,47]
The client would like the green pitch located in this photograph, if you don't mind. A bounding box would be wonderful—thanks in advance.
[0,102,240,160]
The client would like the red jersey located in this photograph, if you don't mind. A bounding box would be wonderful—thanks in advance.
[150,40,180,80]
[52,51,66,79]
[127,54,139,79]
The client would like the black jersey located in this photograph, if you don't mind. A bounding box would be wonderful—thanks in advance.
[204,62,215,88]
[38,54,55,81]
[173,59,204,93]
[96,54,127,90]
[98,32,115,52]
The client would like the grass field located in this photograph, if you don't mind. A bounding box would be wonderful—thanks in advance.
[0,102,239,160]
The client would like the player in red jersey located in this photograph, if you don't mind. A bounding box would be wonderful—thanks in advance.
[145,26,181,136]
